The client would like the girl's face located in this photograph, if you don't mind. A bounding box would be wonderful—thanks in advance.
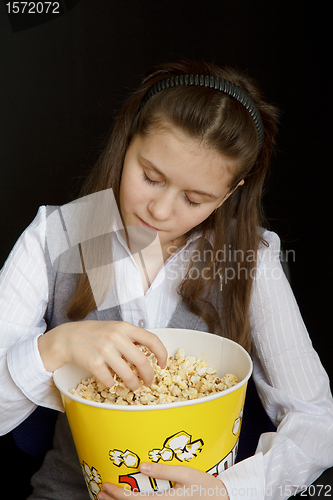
[119,124,241,257]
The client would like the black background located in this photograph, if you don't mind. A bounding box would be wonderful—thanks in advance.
[0,0,332,496]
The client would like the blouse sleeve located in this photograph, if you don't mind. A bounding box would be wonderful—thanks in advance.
[0,206,63,435]
[217,230,333,500]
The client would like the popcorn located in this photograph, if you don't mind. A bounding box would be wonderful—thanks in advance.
[70,345,238,406]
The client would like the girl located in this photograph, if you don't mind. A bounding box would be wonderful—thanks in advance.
[0,60,332,500]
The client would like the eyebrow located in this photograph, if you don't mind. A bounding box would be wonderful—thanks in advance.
[140,156,219,200]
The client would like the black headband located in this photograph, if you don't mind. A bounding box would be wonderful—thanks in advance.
[139,74,264,153]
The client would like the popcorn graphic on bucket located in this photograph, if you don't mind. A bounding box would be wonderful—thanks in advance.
[53,328,252,496]
[148,430,204,463]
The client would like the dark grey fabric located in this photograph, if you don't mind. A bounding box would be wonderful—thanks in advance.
[29,414,89,500]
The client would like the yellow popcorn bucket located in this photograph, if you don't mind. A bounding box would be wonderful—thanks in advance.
[53,328,252,498]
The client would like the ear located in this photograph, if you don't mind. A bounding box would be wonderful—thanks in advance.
[216,179,245,208]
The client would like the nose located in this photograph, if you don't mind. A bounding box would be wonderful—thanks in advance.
[147,189,175,221]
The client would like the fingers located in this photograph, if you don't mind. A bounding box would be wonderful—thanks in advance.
[98,482,126,499]
[73,321,168,390]
[100,323,167,389]
[91,363,117,389]
[106,339,156,390]
[139,463,229,498]
[99,469,230,500]
[52,320,168,390]
[140,462,194,484]
[124,324,168,370]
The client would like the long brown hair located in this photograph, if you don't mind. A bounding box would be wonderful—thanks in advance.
[66,60,279,352]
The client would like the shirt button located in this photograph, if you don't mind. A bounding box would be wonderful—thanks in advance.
[138,319,146,329]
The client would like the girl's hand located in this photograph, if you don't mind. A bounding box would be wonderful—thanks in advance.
[37,320,167,390]
[98,462,230,499]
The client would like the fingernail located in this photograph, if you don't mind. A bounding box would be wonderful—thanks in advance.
[140,462,151,474]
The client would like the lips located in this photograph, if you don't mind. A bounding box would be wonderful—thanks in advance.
[138,217,160,231]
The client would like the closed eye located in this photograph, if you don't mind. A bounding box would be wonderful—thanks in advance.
[142,171,160,185]
[184,194,201,207]
[143,171,201,207]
